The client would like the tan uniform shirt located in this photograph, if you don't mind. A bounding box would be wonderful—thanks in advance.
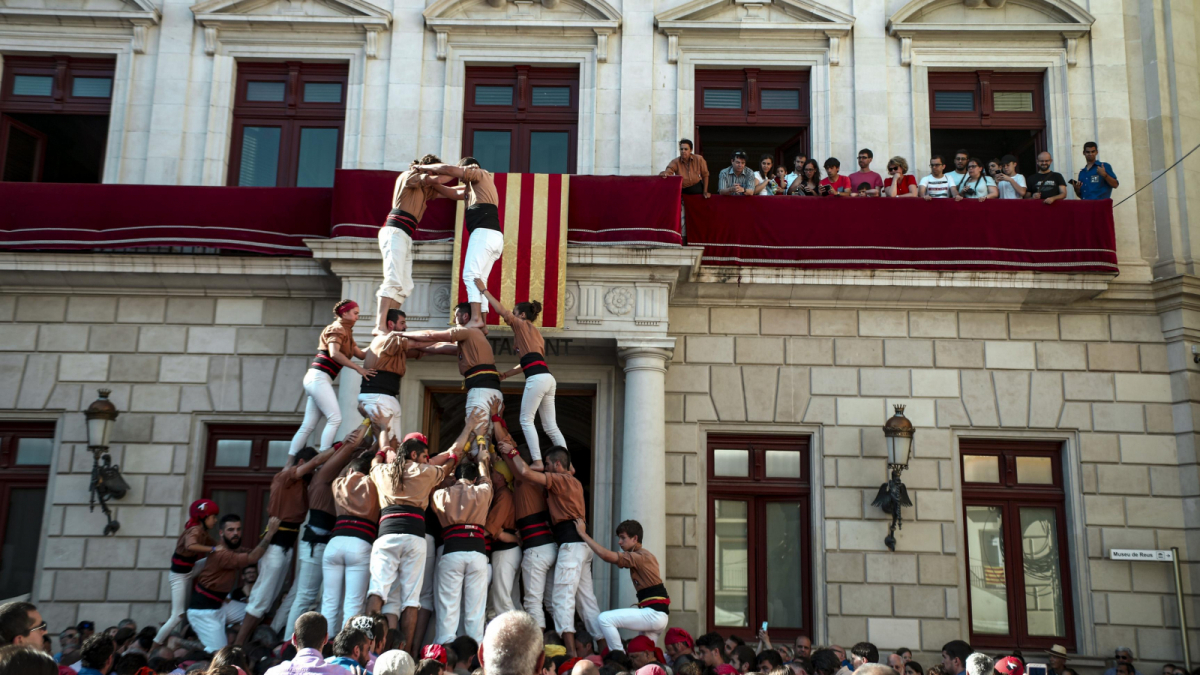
[615,543,665,592]
[660,154,710,190]
[544,472,586,524]
[461,166,499,207]
[506,314,544,357]
[394,168,439,220]
[364,332,412,375]
[319,319,355,354]
[195,547,254,594]
[432,475,493,528]
[333,471,380,522]
[269,465,308,523]
[447,325,496,375]
[174,525,215,558]
[484,480,516,539]
[513,475,548,520]
[370,461,451,510]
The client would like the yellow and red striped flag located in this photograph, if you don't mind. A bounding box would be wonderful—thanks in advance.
[450,173,570,329]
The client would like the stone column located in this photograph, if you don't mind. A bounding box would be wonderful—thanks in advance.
[616,338,675,607]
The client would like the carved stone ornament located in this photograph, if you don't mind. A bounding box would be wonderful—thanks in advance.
[433,285,452,313]
[564,289,577,312]
[604,287,634,315]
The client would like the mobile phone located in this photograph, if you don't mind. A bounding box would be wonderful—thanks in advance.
[1027,664,1048,675]
[761,621,768,631]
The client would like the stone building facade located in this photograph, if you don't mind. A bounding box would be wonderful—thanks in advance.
[1,0,1199,666]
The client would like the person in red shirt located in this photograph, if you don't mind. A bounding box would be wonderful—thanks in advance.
[883,156,918,198]
[819,158,850,196]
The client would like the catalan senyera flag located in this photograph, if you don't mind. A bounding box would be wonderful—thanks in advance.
[450,173,569,329]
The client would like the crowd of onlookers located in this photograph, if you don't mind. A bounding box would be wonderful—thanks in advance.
[1,599,1190,675]
[659,140,1119,204]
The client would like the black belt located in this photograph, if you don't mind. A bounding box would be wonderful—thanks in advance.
[310,350,342,379]
[487,529,520,557]
[636,583,671,614]
[552,519,584,544]
[465,203,501,233]
[270,521,302,549]
[170,553,201,574]
[188,582,227,611]
[442,523,487,555]
[464,364,502,391]
[302,510,335,550]
[360,370,402,396]
[516,511,556,550]
[332,515,378,544]
[386,208,418,237]
[379,505,426,538]
[681,182,705,195]
[520,352,550,378]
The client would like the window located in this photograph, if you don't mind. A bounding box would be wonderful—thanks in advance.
[961,440,1075,650]
[462,66,579,174]
[0,56,114,183]
[0,422,54,599]
[228,62,348,188]
[202,425,295,547]
[706,435,811,640]
[929,71,1047,182]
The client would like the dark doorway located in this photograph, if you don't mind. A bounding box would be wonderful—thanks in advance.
[2,113,108,183]
[423,387,595,519]
[931,128,1041,179]
[697,126,804,195]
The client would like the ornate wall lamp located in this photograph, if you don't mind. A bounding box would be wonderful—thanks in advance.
[872,404,915,551]
[84,389,130,535]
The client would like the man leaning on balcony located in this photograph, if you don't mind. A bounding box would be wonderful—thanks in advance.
[718,150,759,196]
[660,139,711,199]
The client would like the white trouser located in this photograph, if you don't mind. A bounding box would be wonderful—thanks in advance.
[186,606,230,653]
[284,540,326,640]
[370,533,427,614]
[521,543,558,629]
[322,536,373,632]
[465,388,503,456]
[289,370,342,455]
[551,542,601,638]
[378,225,415,305]
[359,393,402,445]
[597,607,670,651]
[520,373,566,462]
[434,550,489,644]
[462,228,505,314]
[488,546,522,619]
[419,535,437,612]
[154,563,203,644]
[246,544,291,618]
[225,600,248,625]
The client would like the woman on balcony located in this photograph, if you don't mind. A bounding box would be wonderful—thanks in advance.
[786,159,822,196]
[955,158,999,202]
[883,157,918,198]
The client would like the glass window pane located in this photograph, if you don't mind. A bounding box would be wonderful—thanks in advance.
[966,505,1009,635]
[12,75,53,97]
[15,438,53,465]
[208,489,247,541]
[765,501,803,628]
[214,439,253,467]
[1021,507,1066,637]
[237,126,281,187]
[765,450,801,478]
[963,455,1000,483]
[72,77,112,98]
[303,82,342,103]
[934,91,974,111]
[713,449,748,477]
[475,85,513,106]
[0,488,46,598]
[266,440,290,467]
[703,89,742,109]
[994,91,1034,112]
[1016,456,1054,485]
[761,89,800,110]
[472,130,511,173]
[296,127,340,188]
[713,499,749,627]
[531,86,570,106]
[246,81,286,102]
[529,131,569,174]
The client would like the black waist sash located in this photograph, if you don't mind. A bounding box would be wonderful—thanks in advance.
[188,582,227,611]
[636,583,671,614]
[379,505,426,537]
[464,363,502,391]
[310,350,342,379]
[681,182,705,195]
[332,515,378,544]
[520,352,550,378]
[552,519,584,544]
[360,370,402,396]
[386,209,418,237]
[170,552,201,574]
[465,203,501,233]
[442,523,487,555]
[516,511,556,550]
[488,529,520,557]
[270,521,302,549]
[302,510,335,549]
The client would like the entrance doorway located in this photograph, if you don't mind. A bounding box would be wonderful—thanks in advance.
[930,128,1042,177]
[698,126,804,195]
[422,387,596,517]
[928,70,1046,181]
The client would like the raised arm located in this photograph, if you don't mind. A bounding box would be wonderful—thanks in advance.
[246,517,282,563]
[415,163,467,178]
[294,442,340,478]
[473,278,516,325]
[432,183,466,201]
[574,519,620,564]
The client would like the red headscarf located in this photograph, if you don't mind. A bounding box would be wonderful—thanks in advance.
[626,637,665,666]
[335,300,360,317]
[665,628,693,649]
[558,658,582,675]
[403,432,429,445]
[422,644,448,665]
[185,499,218,530]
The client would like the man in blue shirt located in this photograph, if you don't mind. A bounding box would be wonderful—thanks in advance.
[78,634,116,675]
[1072,141,1119,200]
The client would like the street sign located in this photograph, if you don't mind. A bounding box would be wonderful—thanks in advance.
[1110,549,1176,562]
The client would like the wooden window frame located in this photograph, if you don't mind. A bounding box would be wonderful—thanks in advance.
[706,434,812,641]
[0,55,116,114]
[695,69,811,127]
[462,65,580,174]
[226,61,348,187]
[0,422,54,599]
[960,439,1076,651]
[929,71,1046,130]
[0,115,47,182]
[202,424,297,547]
